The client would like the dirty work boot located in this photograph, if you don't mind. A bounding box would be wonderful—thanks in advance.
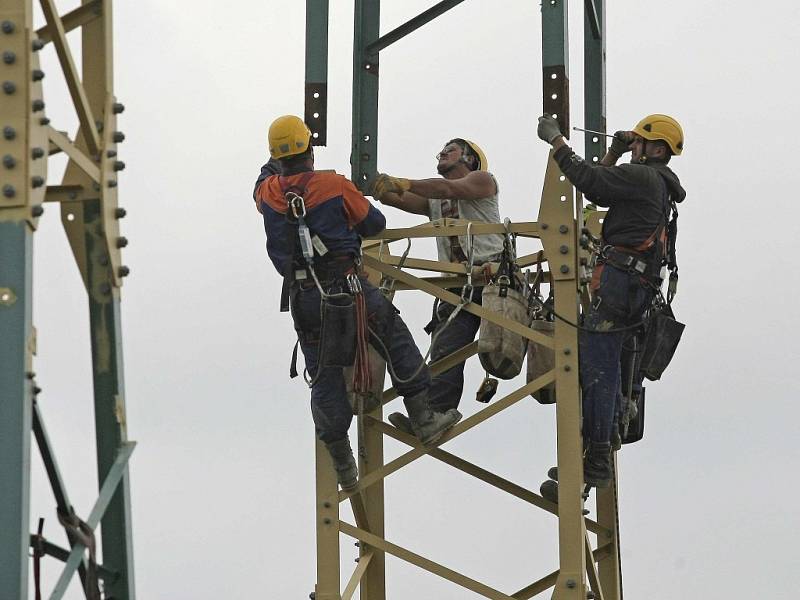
[395,392,462,444]
[387,412,414,436]
[583,442,612,488]
[324,438,358,491]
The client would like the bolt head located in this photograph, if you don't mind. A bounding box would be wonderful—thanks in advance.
[31,205,44,217]
[566,579,576,589]
[2,81,17,94]
[31,38,45,51]
[112,131,125,143]
[2,51,15,64]
[31,176,45,188]
[2,126,15,140]
[560,265,569,274]
[116,236,128,248]
[1,21,15,34]
[106,150,117,158]
[100,282,112,295]
[559,224,569,234]
[541,223,549,230]
[113,160,126,172]
[118,266,130,277]
[107,180,118,188]
[3,154,16,168]
[3,184,16,198]
[32,69,45,82]
[39,117,50,126]
[31,147,45,159]
[114,207,127,219]
[32,99,45,112]
[112,102,125,114]
[559,244,569,254]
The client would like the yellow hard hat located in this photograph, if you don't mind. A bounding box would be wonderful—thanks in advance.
[268,115,312,160]
[632,114,684,156]
[458,139,488,171]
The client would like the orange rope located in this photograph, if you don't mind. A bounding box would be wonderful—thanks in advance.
[352,289,371,393]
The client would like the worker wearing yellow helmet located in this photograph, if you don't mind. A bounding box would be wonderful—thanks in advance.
[369,138,504,430]
[537,113,687,489]
[254,115,461,491]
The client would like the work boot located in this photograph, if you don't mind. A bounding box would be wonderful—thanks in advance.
[583,442,613,488]
[392,392,462,444]
[324,438,358,491]
[387,412,414,435]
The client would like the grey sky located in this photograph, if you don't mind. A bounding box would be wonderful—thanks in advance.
[27,0,800,598]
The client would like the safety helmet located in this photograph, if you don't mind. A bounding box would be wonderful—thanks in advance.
[449,138,488,171]
[268,115,312,160]
[632,114,684,156]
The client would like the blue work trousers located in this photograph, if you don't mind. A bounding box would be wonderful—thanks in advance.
[579,264,652,445]
[426,287,484,413]
[292,277,431,443]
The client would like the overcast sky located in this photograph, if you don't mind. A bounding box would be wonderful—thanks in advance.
[26,1,800,598]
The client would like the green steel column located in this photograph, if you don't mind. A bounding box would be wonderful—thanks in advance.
[542,0,570,137]
[351,0,380,190]
[305,0,329,146]
[583,0,606,163]
[0,221,33,600]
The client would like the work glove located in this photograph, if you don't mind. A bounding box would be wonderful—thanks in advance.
[537,114,563,144]
[371,173,411,200]
[609,130,633,156]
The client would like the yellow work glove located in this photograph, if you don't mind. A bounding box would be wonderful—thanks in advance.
[372,173,411,200]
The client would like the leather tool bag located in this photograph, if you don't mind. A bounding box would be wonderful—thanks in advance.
[526,319,556,404]
[478,283,530,379]
[319,295,356,368]
[639,306,685,381]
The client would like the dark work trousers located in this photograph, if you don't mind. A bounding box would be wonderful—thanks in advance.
[292,276,431,444]
[426,286,484,413]
[579,264,653,445]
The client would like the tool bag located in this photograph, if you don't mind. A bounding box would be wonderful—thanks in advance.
[526,319,556,404]
[478,277,530,379]
[344,346,385,414]
[318,295,357,368]
[639,305,685,381]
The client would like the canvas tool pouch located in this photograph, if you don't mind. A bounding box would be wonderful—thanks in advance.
[639,309,685,381]
[344,345,386,414]
[478,285,529,379]
[319,295,357,368]
[526,319,556,404]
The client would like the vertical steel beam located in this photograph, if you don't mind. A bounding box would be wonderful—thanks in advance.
[0,220,33,600]
[351,0,380,190]
[583,0,606,163]
[542,0,570,138]
[358,397,386,598]
[596,464,622,599]
[305,0,329,146]
[315,439,341,600]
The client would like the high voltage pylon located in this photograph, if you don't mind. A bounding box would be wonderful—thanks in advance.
[0,1,135,599]
[303,1,621,599]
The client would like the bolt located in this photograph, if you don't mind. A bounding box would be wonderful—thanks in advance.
[33,386,42,395]
[113,160,125,171]
[3,154,15,168]
[563,348,571,355]
[98,255,110,266]
[32,69,45,82]
[559,224,568,234]
[564,365,571,372]
[1,21,15,34]
[323,518,331,525]
[114,207,127,219]
[118,265,130,277]
[26,371,35,379]
[92,182,101,192]
[566,579,576,589]
[323,501,331,508]
[560,265,569,274]
[559,244,569,254]
[31,176,44,188]
[31,205,44,217]
[31,38,45,51]
[112,131,125,143]
[68,191,77,200]
[99,282,112,295]
[31,147,44,159]
[107,179,117,188]
[354,542,360,547]
[39,117,50,126]
[2,51,15,64]
[2,126,15,140]
[354,557,360,563]
[541,223,549,230]
[309,593,316,600]
[106,149,117,158]
[112,102,125,114]
[116,236,128,248]
[31,99,45,112]
[3,184,15,198]
[2,81,16,94]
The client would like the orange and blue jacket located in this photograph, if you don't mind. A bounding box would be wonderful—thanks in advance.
[255,170,386,277]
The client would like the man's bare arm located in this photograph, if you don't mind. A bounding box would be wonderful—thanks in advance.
[408,170,496,201]
[378,190,430,216]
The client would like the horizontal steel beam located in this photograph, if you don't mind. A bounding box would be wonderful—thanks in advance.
[366,0,467,54]
[35,0,102,44]
[29,536,117,581]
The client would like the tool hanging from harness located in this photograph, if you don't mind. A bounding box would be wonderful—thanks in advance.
[478,219,532,380]
[278,174,371,390]
[525,253,557,404]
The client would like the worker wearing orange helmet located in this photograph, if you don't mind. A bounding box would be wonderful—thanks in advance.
[254,115,461,491]
[538,113,687,488]
[369,139,504,431]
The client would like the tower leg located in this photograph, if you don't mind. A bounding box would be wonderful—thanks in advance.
[316,438,342,600]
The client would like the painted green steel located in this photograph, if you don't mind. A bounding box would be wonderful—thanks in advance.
[305,0,329,145]
[365,0,466,54]
[542,0,569,68]
[583,0,606,163]
[0,220,33,600]
[84,198,136,600]
[351,0,380,190]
